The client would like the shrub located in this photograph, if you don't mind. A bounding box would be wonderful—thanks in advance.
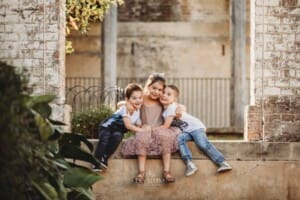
[72,106,113,138]
[0,62,101,200]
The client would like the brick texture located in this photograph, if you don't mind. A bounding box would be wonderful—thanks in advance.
[0,0,66,119]
[0,0,65,97]
[118,0,190,21]
[248,0,300,141]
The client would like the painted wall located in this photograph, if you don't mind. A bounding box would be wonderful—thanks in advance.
[66,0,251,79]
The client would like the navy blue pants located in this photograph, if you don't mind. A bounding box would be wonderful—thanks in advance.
[94,126,124,160]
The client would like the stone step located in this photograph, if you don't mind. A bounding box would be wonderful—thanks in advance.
[87,141,300,200]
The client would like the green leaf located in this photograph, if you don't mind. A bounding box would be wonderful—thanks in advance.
[48,140,59,154]
[35,114,53,141]
[67,187,94,200]
[61,133,94,152]
[60,144,99,165]
[48,127,63,141]
[52,158,69,170]
[26,94,56,108]
[32,180,59,200]
[33,103,52,118]
[64,167,101,188]
[49,118,67,125]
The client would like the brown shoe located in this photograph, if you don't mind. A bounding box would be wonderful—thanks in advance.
[162,171,175,183]
[133,171,145,184]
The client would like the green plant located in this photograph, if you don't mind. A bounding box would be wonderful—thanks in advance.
[72,106,113,138]
[0,61,101,200]
[66,0,124,53]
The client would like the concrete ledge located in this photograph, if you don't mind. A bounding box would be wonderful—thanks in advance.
[93,160,300,200]
[88,140,300,200]
[89,140,300,161]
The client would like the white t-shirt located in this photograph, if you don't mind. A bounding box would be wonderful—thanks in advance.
[102,105,141,127]
[162,103,206,132]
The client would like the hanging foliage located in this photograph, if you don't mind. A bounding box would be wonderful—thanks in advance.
[66,0,123,54]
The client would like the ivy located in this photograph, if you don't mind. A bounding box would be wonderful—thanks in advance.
[66,0,124,54]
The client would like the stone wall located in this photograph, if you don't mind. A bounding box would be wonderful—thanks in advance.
[0,0,65,98]
[0,0,66,119]
[66,23,102,78]
[117,0,249,78]
[66,0,251,79]
[247,0,300,141]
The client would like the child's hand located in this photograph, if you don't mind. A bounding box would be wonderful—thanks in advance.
[126,102,134,114]
[142,125,151,132]
[175,104,185,119]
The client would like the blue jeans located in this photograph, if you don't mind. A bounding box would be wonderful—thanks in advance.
[177,128,225,166]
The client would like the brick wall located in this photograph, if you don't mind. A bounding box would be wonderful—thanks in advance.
[118,0,190,21]
[247,0,300,141]
[0,0,66,119]
[0,0,65,99]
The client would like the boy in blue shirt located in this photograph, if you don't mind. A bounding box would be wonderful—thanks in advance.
[93,83,149,171]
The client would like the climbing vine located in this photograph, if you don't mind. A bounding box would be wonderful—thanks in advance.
[66,0,123,54]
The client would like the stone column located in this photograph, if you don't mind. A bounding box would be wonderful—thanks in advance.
[230,0,247,130]
[101,5,117,90]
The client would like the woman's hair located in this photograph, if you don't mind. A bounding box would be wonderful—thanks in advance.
[125,83,143,99]
[144,73,166,89]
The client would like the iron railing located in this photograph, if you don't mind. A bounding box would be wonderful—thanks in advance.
[66,77,249,128]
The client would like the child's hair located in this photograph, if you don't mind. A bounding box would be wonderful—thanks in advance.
[125,83,143,99]
[144,73,166,89]
[167,84,179,97]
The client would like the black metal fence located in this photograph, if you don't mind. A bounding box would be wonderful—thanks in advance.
[65,84,125,113]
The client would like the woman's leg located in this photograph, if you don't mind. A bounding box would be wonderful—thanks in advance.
[137,155,146,172]
[162,153,171,171]
[134,155,147,183]
[162,153,175,183]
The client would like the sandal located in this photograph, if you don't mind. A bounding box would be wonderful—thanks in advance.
[162,171,175,183]
[133,171,145,184]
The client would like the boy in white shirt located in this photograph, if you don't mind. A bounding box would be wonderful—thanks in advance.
[159,85,232,176]
[94,83,149,171]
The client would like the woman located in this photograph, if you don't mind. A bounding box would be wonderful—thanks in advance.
[121,73,180,183]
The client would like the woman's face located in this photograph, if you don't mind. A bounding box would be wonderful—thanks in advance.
[147,81,164,100]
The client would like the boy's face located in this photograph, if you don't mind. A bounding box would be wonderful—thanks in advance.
[160,87,177,106]
[127,90,143,110]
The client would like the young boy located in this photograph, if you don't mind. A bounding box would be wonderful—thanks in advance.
[159,85,232,176]
[93,83,149,171]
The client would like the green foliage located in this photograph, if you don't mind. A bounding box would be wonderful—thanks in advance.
[0,62,101,200]
[66,0,124,54]
[72,106,113,138]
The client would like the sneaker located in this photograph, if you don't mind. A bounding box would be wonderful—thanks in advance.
[185,161,198,176]
[100,156,108,169]
[217,161,232,173]
[92,164,102,172]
